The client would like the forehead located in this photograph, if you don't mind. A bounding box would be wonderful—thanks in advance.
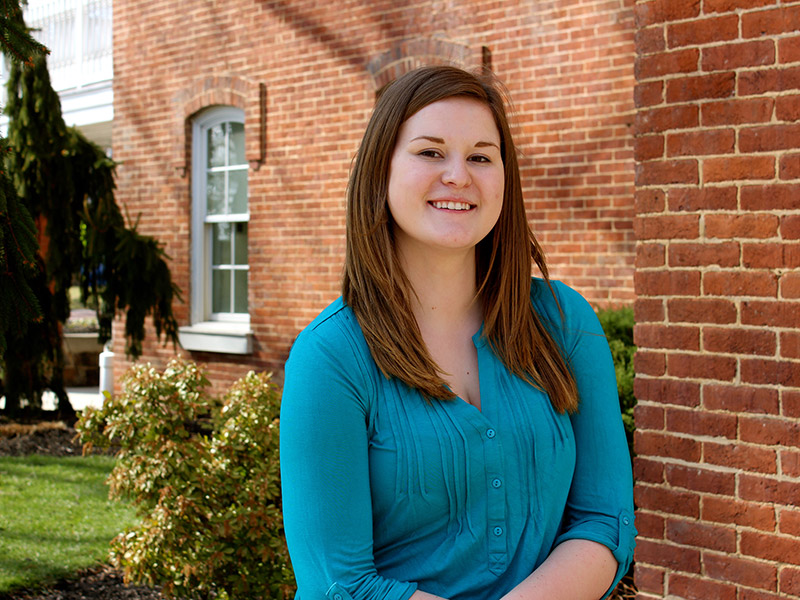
[398,97,501,143]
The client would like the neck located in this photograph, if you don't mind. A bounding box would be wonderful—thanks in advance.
[398,245,482,333]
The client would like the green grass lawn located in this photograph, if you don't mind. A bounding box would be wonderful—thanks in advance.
[0,454,136,594]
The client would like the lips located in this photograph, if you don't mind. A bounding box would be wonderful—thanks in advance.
[429,200,475,211]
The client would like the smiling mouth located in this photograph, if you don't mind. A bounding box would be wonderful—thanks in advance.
[429,200,474,211]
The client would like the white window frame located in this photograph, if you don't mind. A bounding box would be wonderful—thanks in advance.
[178,106,253,354]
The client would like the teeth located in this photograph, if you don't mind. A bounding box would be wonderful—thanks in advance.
[432,201,471,211]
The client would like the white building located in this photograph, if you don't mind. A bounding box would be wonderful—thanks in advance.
[1,0,113,150]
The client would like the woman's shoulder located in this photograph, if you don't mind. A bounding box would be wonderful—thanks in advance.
[288,297,372,370]
[530,277,593,317]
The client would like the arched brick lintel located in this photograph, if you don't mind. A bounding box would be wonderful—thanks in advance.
[171,75,266,176]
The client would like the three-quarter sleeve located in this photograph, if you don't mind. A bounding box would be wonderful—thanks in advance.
[548,282,637,598]
[280,310,418,600]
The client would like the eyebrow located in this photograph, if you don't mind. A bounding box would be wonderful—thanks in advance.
[410,135,500,149]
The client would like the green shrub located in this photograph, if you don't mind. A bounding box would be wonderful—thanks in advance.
[595,306,636,458]
[76,358,295,600]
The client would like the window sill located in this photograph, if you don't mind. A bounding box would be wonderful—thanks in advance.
[178,322,253,355]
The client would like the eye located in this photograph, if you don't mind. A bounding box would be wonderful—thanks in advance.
[469,154,492,163]
[418,149,443,158]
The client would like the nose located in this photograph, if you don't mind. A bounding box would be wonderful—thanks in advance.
[442,157,471,188]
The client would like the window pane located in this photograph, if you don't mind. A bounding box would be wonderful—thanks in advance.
[207,172,225,215]
[212,223,232,266]
[234,270,248,313]
[229,168,248,214]
[207,124,227,168]
[234,222,248,265]
[212,269,231,313]
[229,122,245,165]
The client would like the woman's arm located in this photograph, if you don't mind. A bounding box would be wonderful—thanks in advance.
[498,540,616,600]
[410,592,449,600]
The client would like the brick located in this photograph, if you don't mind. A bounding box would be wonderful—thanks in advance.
[665,463,735,494]
[636,243,666,268]
[706,213,780,240]
[634,214,699,240]
[741,123,800,152]
[635,537,701,573]
[635,188,665,213]
[703,441,777,474]
[740,415,800,448]
[636,104,699,135]
[704,553,778,591]
[779,153,800,178]
[701,98,774,126]
[781,567,800,597]
[703,156,775,183]
[702,496,777,531]
[668,15,739,49]
[635,0,701,28]
[704,270,778,297]
[668,186,738,212]
[740,183,800,211]
[781,330,800,359]
[635,457,666,484]
[634,80,664,108]
[743,243,800,269]
[667,72,736,105]
[782,272,800,298]
[634,377,700,407]
[739,66,800,95]
[740,474,800,506]
[635,48,700,81]
[781,449,800,477]
[666,129,734,156]
[780,508,800,536]
[635,563,664,595]
[783,215,800,239]
[636,26,666,55]
[776,94,800,121]
[634,485,700,519]
[786,390,800,418]
[704,326,776,356]
[635,297,665,322]
[741,530,800,565]
[667,352,737,381]
[634,351,666,376]
[635,430,701,462]
[668,242,739,268]
[668,298,737,324]
[742,358,800,387]
[635,159,699,185]
[779,35,800,64]
[635,510,665,539]
[702,40,776,72]
[703,384,779,415]
[634,403,665,431]
[743,299,800,328]
[666,518,736,553]
[635,324,699,350]
[634,134,664,161]
[742,5,800,38]
[635,269,701,296]
[668,573,736,600]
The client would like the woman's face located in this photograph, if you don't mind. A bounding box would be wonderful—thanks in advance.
[387,96,504,261]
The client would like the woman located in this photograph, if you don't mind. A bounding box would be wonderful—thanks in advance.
[280,66,635,600]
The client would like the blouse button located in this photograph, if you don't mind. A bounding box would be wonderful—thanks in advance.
[623,517,630,526]
[493,526,504,536]
[486,428,496,439]
[334,595,343,600]
[492,478,502,488]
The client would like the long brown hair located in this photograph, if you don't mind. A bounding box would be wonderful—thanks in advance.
[342,66,578,413]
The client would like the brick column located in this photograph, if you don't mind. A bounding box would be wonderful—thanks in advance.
[633,1,800,598]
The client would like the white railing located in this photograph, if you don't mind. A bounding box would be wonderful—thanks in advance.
[19,0,113,92]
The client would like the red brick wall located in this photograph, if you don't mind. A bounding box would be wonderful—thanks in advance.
[112,0,637,392]
[633,1,800,598]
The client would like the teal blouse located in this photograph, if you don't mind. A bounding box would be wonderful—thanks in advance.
[280,279,636,600]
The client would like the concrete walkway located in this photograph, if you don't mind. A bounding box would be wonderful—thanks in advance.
[0,386,105,412]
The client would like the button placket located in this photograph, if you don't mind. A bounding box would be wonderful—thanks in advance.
[484,424,507,575]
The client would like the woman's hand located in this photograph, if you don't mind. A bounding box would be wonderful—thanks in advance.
[498,539,617,600]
